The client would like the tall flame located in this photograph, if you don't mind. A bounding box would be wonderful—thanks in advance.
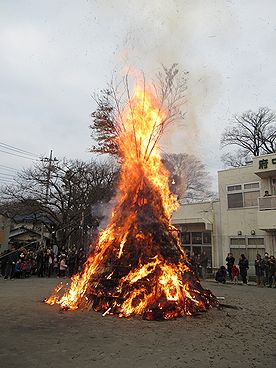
[45,84,217,319]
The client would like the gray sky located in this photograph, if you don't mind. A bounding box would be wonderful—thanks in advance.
[1,0,276,190]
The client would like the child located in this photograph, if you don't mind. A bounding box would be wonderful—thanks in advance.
[59,257,67,278]
[21,260,28,278]
[15,259,22,279]
[232,264,239,284]
[53,256,59,276]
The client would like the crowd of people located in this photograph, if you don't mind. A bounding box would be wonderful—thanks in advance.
[1,245,276,288]
[215,252,276,287]
[0,245,87,280]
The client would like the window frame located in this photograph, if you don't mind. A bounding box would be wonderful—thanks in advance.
[226,181,260,209]
[247,237,265,247]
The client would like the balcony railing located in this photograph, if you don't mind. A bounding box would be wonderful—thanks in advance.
[258,195,276,211]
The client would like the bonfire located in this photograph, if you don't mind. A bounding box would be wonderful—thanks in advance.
[45,75,217,320]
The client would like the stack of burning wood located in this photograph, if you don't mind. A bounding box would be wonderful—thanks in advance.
[45,81,217,320]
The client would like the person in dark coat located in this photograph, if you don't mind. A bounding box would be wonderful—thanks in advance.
[200,251,209,279]
[36,249,45,277]
[215,266,227,284]
[0,250,9,276]
[238,254,249,284]
[68,249,77,277]
[4,247,18,279]
[225,253,235,280]
[263,252,270,285]
[255,254,264,286]
[267,255,276,288]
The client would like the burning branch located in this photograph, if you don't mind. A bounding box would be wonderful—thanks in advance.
[46,66,217,320]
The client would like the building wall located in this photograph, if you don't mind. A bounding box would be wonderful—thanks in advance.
[172,201,219,269]
[218,165,267,272]
[172,155,276,274]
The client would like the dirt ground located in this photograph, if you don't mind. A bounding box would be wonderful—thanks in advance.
[0,277,275,368]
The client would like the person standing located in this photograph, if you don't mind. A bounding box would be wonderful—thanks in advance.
[68,249,76,277]
[238,254,249,284]
[47,250,54,277]
[226,253,235,280]
[36,249,44,277]
[0,250,9,277]
[59,256,67,278]
[263,252,270,285]
[255,254,264,287]
[267,255,276,288]
[14,259,22,278]
[200,251,209,279]
[232,263,239,284]
[4,247,18,280]
[53,256,58,276]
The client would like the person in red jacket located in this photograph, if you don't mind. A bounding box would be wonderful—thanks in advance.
[232,263,239,284]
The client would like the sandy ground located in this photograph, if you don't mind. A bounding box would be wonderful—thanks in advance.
[0,277,275,368]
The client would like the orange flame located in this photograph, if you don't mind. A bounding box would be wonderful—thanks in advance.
[45,83,216,319]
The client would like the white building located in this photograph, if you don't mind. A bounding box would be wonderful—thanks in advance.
[172,153,276,273]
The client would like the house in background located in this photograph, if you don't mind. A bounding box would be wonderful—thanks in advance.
[172,152,276,274]
[9,213,52,249]
[0,211,52,251]
[8,226,49,249]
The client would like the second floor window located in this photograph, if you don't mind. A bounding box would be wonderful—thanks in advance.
[227,182,260,209]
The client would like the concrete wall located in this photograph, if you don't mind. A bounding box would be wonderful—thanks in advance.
[172,201,220,268]
[172,158,276,272]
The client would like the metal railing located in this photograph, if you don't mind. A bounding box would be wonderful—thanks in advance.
[258,195,276,211]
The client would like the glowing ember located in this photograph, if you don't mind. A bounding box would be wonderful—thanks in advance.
[45,84,217,320]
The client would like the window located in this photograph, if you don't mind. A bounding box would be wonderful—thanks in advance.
[203,232,211,244]
[227,182,260,209]
[231,238,265,266]
[227,184,242,191]
[192,232,202,244]
[272,178,276,195]
[180,232,190,244]
[247,248,265,266]
[228,193,243,208]
[230,248,244,263]
[244,191,259,207]
[248,237,264,246]
[244,183,259,190]
[230,237,246,246]
[192,245,202,256]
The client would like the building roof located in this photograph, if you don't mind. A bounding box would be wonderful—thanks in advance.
[9,226,49,239]
[13,213,53,224]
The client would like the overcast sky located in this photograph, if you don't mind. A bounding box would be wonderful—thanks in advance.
[1,0,276,189]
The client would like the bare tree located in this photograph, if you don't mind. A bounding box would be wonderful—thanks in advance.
[221,107,276,167]
[221,149,251,168]
[0,159,118,248]
[90,64,188,157]
[162,153,214,203]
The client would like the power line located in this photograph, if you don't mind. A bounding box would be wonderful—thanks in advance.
[0,178,15,183]
[0,171,16,178]
[0,164,18,172]
[0,175,14,179]
[0,142,39,157]
[0,172,16,177]
[0,149,38,160]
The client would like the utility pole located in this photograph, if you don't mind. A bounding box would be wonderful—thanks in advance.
[40,150,58,247]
